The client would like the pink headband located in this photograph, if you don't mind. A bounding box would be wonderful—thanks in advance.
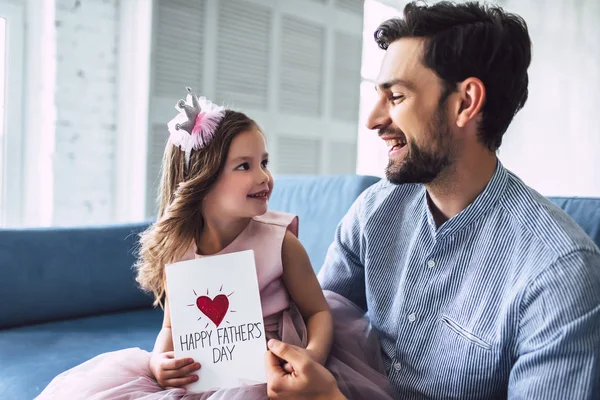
[167,88,225,169]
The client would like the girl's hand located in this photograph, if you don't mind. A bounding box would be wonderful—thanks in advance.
[149,351,201,389]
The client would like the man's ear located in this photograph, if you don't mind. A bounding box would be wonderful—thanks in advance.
[454,77,486,128]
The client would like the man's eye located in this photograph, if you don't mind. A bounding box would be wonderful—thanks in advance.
[390,94,405,103]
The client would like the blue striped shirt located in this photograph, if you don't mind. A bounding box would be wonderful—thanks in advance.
[318,161,600,399]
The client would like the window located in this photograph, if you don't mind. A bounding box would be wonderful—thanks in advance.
[0,18,5,215]
[356,0,399,178]
[0,2,25,227]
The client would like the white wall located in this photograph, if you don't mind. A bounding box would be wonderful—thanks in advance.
[498,0,600,197]
[358,0,600,197]
[52,0,119,225]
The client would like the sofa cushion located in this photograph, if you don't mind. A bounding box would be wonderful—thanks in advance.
[0,223,155,329]
[270,174,381,273]
[0,308,163,399]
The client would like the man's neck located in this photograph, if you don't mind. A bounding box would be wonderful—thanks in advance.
[425,153,498,228]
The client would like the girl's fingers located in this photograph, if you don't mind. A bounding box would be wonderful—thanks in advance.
[164,374,199,387]
[162,362,201,379]
[164,386,186,391]
[162,357,195,370]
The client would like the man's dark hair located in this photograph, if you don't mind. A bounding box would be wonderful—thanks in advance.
[375,1,531,151]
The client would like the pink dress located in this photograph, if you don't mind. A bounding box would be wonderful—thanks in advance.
[36,211,394,399]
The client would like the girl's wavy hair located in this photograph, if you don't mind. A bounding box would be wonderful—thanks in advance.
[135,110,258,307]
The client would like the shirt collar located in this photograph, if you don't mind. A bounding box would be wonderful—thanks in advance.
[424,159,508,239]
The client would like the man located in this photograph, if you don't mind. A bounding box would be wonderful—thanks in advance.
[265,1,600,399]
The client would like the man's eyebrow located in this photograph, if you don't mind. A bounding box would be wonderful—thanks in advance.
[376,78,416,92]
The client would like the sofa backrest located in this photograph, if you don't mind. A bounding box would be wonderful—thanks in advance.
[2,177,598,330]
[0,223,152,329]
[548,197,600,249]
[269,175,382,271]
[0,175,379,329]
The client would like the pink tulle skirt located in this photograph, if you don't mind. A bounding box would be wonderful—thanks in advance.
[36,291,394,399]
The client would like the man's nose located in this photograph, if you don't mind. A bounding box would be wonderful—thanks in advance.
[366,97,391,131]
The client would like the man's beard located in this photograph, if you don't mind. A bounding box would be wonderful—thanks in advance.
[385,104,454,185]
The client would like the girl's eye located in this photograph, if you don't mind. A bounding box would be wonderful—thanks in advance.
[261,159,269,168]
[235,162,250,171]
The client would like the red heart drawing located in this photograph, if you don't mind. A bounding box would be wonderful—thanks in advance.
[196,294,229,327]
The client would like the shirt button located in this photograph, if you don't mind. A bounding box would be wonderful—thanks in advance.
[393,362,402,371]
[408,313,416,323]
[427,259,436,268]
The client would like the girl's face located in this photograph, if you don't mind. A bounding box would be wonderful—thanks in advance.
[202,128,274,220]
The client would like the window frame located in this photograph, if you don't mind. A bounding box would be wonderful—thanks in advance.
[0,1,25,227]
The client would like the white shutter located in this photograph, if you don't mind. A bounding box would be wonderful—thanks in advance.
[335,0,364,15]
[148,0,364,209]
[147,0,207,217]
[332,32,362,121]
[215,0,271,109]
[279,15,324,116]
[329,141,357,174]
[277,137,321,174]
[153,0,205,98]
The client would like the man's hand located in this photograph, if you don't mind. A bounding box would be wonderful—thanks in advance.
[281,347,320,373]
[265,339,346,400]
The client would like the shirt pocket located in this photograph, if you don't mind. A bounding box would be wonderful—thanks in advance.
[436,315,503,399]
[441,315,492,350]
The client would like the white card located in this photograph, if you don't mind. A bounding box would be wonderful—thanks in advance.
[165,250,267,393]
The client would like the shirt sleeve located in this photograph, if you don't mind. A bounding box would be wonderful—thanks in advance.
[317,192,368,312]
[508,249,600,399]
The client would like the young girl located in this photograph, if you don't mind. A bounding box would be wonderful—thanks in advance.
[36,89,393,400]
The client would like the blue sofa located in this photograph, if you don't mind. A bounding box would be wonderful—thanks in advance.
[1,175,599,399]
[0,175,379,399]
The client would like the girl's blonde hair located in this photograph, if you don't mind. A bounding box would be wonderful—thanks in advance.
[135,110,258,307]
